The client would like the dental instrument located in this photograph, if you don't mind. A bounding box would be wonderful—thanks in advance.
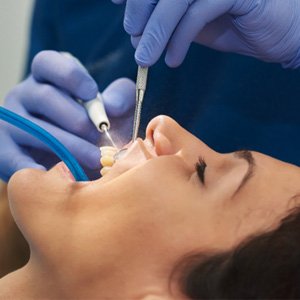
[132,66,148,142]
[0,106,89,182]
[114,66,149,161]
[81,93,117,148]
[61,52,117,148]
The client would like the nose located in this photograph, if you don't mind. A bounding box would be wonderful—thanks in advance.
[146,115,221,168]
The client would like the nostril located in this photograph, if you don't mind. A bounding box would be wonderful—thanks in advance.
[146,115,179,156]
[145,115,165,140]
[153,130,173,156]
[146,127,155,147]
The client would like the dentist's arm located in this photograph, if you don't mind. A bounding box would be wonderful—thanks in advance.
[112,0,300,68]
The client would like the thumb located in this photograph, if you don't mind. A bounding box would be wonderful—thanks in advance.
[230,0,260,15]
[102,78,136,118]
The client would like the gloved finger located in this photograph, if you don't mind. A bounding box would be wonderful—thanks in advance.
[111,0,126,3]
[124,0,158,36]
[135,0,193,67]
[6,112,100,171]
[31,50,98,101]
[102,78,136,118]
[195,15,249,55]
[165,0,235,67]
[0,131,45,182]
[5,76,100,144]
[131,35,141,49]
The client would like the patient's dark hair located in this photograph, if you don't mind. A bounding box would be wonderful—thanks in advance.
[179,207,300,299]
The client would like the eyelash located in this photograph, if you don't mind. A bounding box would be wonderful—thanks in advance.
[195,157,207,184]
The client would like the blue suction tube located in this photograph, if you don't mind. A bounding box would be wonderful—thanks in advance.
[0,107,89,182]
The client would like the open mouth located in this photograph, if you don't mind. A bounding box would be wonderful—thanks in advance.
[99,138,156,181]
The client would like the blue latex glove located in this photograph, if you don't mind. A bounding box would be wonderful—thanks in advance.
[0,51,135,181]
[112,0,300,68]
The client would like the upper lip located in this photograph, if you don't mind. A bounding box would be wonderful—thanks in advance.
[115,138,155,166]
[100,138,156,181]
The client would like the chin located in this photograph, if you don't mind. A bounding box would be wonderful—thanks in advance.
[8,168,42,206]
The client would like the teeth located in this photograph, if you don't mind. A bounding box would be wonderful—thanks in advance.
[100,146,118,176]
[100,146,118,157]
[100,156,115,167]
[100,166,112,177]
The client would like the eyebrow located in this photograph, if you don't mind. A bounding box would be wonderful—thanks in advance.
[232,150,256,197]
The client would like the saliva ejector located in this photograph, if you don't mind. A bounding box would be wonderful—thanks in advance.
[0,106,88,181]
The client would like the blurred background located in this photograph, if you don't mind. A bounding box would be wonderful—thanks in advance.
[0,1,34,104]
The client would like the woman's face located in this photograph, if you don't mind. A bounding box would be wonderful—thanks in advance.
[8,116,300,297]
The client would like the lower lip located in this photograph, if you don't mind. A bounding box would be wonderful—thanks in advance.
[57,162,75,182]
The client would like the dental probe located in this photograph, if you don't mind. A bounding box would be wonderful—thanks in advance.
[81,93,117,148]
[132,66,149,142]
[60,52,117,148]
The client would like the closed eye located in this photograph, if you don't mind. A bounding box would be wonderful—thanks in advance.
[196,157,207,185]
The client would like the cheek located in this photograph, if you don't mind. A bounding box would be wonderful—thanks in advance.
[130,158,191,204]
[113,163,209,251]
[232,202,284,244]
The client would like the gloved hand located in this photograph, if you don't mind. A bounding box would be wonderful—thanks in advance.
[0,51,135,181]
[112,0,300,68]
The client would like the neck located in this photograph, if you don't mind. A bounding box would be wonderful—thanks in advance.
[0,259,176,299]
[0,265,59,299]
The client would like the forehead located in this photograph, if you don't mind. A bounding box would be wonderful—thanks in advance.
[254,151,300,179]
[234,152,300,206]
